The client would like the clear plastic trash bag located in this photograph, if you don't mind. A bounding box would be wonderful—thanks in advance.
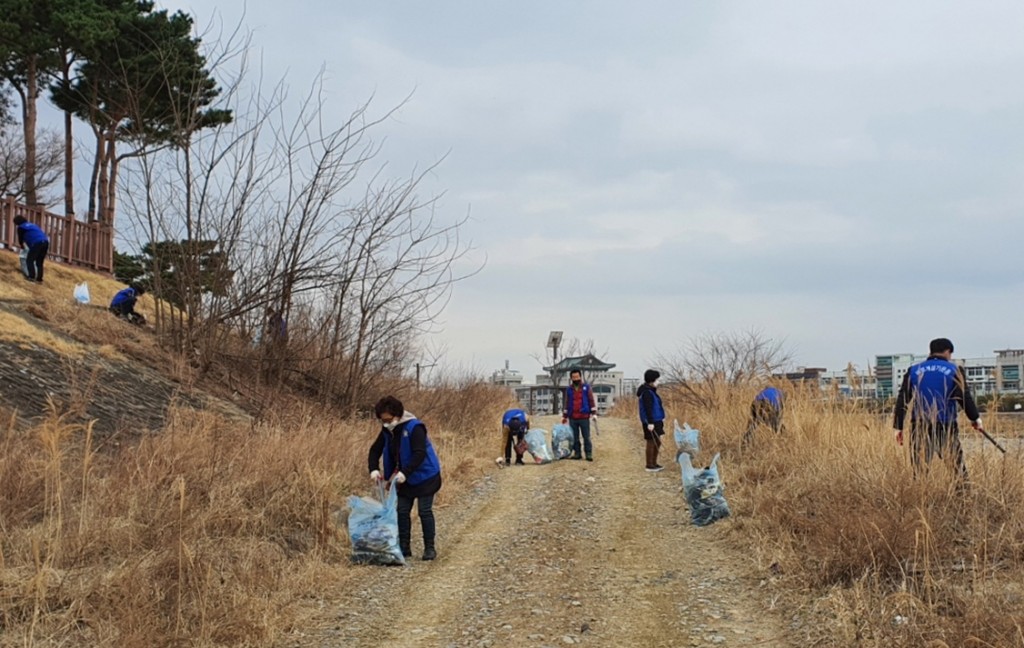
[673,419,700,457]
[551,424,573,459]
[524,428,554,464]
[679,452,731,527]
[346,483,405,566]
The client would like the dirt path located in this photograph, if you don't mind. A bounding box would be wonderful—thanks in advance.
[297,417,793,647]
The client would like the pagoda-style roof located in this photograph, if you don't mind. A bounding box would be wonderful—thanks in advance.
[543,353,616,373]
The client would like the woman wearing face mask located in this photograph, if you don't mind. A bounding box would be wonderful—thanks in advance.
[367,395,442,560]
[637,369,666,472]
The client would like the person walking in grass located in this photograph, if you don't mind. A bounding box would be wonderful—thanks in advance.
[562,369,597,461]
[743,385,785,444]
[13,216,49,283]
[368,395,442,560]
[893,337,981,481]
[499,407,530,466]
[637,369,666,472]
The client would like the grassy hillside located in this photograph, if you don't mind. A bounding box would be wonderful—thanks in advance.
[0,252,515,647]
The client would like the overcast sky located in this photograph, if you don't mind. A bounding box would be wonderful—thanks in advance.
[172,1,1024,380]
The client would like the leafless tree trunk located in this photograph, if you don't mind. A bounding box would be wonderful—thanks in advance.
[21,54,38,205]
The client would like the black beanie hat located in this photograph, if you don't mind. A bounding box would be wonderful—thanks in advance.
[929,338,954,354]
[644,369,660,384]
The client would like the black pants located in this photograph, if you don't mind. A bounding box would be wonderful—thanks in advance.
[743,401,782,444]
[26,241,48,282]
[396,493,435,552]
[109,304,145,325]
[503,425,525,462]
[910,421,968,481]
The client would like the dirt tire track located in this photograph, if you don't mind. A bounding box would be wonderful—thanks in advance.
[300,416,794,647]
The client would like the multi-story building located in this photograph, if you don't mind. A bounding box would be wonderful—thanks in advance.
[489,361,523,387]
[818,367,878,399]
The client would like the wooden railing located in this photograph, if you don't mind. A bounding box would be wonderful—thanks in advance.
[0,196,113,273]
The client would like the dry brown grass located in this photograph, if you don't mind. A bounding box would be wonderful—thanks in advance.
[654,385,1024,647]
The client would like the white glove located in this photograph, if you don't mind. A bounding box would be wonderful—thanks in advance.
[393,471,407,484]
[369,470,381,482]
[647,424,654,432]
[972,418,983,430]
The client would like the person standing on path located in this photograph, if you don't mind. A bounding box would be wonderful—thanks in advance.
[500,408,530,466]
[368,395,442,560]
[893,337,981,482]
[636,369,666,472]
[562,369,597,461]
[742,385,784,445]
[13,216,49,283]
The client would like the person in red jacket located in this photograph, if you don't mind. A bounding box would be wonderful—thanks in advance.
[562,369,597,461]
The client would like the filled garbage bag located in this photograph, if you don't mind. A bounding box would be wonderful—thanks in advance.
[18,248,29,278]
[679,452,731,527]
[346,483,405,566]
[673,419,700,457]
[551,424,573,460]
[524,428,554,464]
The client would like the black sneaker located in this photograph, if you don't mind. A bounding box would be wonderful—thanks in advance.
[571,455,583,460]
[645,465,664,473]
[514,458,525,465]
[585,456,593,462]
[422,547,437,561]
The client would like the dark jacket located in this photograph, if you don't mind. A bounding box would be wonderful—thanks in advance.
[367,415,442,497]
[894,355,979,429]
[17,222,48,247]
[636,383,665,424]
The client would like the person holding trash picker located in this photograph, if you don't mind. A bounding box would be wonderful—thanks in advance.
[109,284,147,325]
[637,369,666,472]
[893,337,981,482]
[562,369,597,461]
[500,408,530,466]
[743,385,784,445]
[367,395,442,560]
[13,216,49,283]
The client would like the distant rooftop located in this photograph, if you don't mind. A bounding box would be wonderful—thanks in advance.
[543,353,616,373]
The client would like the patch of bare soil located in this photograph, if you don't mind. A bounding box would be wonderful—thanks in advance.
[288,417,795,648]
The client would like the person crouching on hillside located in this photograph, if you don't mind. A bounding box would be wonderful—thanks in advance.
[13,216,49,283]
[109,285,147,325]
[367,395,442,561]
[637,369,666,472]
[499,407,530,466]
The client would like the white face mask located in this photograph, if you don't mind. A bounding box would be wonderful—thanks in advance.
[382,421,398,431]
[653,380,660,388]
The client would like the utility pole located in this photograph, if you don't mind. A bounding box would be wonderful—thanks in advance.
[415,362,437,389]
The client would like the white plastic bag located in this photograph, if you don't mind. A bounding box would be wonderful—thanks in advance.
[73,282,91,305]
[673,419,700,457]
[346,483,405,566]
[679,452,731,527]
[524,428,554,464]
[18,248,29,277]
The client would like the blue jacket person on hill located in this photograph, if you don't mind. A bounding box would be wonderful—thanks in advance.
[13,216,49,283]
[743,385,784,444]
[637,369,666,472]
[893,337,981,481]
[501,408,530,465]
[109,285,147,325]
[368,395,442,561]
